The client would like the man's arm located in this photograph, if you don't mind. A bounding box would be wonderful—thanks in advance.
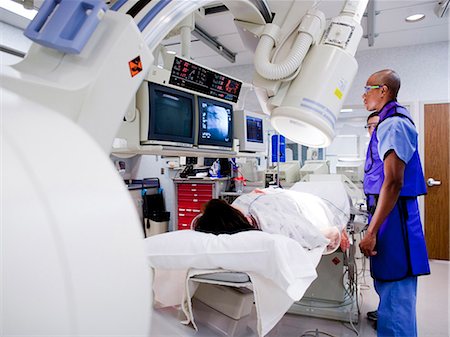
[359,150,406,257]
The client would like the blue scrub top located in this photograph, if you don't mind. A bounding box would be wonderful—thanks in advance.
[377,117,418,164]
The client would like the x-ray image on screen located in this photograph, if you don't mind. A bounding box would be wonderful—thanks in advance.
[202,105,229,140]
[197,97,233,148]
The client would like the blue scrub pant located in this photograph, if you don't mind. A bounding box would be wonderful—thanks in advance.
[374,276,418,337]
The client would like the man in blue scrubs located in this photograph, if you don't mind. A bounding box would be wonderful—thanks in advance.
[360,69,430,337]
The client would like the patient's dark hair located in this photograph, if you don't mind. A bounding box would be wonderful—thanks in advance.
[192,199,259,235]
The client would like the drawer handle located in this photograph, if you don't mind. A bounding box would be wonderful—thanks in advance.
[193,199,198,202]
[193,209,201,213]
[179,213,185,216]
[191,189,197,192]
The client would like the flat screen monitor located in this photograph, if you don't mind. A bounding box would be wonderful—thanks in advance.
[246,115,264,142]
[233,110,266,152]
[146,83,195,147]
[197,96,233,149]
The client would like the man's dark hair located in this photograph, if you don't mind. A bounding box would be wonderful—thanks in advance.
[193,199,259,235]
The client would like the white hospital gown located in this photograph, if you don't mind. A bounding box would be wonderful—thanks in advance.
[232,188,340,250]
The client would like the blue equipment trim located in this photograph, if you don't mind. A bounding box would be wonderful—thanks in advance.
[24,0,107,54]
[110,0,128,11]
[137,0,171,32]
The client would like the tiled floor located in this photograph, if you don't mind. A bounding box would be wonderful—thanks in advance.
[150,260,449,337]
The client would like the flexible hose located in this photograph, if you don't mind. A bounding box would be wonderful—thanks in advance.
[254,31,313,81]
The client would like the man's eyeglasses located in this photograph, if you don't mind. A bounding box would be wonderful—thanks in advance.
[364,123,378,129]
[363,85,384,94]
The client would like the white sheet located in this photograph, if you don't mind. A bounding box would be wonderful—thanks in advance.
[145,230,324,336]
[183,248,323,337]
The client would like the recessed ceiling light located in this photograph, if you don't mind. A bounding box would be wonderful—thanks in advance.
[405,13,425,22]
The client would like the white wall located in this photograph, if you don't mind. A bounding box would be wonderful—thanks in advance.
[347,41,450,106]
[110,154,179,231]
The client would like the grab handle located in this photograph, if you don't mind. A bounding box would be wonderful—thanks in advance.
[24,0,107,54]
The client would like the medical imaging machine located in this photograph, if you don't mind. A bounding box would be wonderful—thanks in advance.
[290,174,368,324]
[1,0,368,335]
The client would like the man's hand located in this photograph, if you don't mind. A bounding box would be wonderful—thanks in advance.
[359,231,377,257]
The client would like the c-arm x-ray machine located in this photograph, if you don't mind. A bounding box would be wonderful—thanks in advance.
[1,0,368,334]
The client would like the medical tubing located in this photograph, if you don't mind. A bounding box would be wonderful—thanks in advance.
[254,29,313,81]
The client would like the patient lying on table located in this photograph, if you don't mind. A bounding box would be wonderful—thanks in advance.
[146,187,349,336]
[193,188,349,254]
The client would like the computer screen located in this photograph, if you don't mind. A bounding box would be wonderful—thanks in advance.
[246,115,264,143]
[197,96,233,149]
[233,110,266,152]
[148,83,195,146]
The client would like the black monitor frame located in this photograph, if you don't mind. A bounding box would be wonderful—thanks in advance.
[148,82,196,146]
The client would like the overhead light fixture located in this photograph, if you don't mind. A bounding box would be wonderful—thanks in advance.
[0,0,37,20]
[405,13,425,22]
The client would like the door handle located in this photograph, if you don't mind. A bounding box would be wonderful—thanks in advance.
[427,178,442,187]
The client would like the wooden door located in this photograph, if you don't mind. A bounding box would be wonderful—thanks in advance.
[424,103,450,260]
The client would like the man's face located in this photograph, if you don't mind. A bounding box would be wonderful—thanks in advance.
[366,115,380,136]
[362,75,385,112]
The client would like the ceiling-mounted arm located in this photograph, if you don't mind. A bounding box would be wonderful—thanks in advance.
[111,0,270,53]
[364,0,377,47]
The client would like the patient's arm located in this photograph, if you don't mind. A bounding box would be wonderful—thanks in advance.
[320,227,350,253]
[340,230,350,251]
[320,227,340,252]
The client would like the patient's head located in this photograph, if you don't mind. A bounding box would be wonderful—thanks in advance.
[192,199,260,235]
